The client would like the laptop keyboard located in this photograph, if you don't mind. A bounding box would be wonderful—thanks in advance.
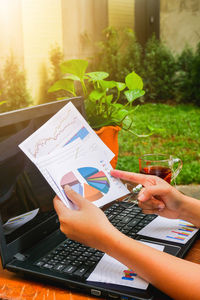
[34,202,156,279]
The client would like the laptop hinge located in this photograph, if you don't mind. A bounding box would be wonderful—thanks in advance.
[14,253,27,261]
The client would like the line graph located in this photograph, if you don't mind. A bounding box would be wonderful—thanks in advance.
[28,115,81,158]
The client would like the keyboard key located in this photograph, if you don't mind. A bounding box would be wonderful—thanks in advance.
[74,266,90,277]
[63,265,77,274]
[121,216,132,224]
[53,263,65,272]
[128,233,136,239]
[35,261,45,267]
[72,261,83,267]
[43,263,54,269]
[85,261,96,267]
[127,219,140,227]
[107,214,115,221]
[41,257,49,262]
[89,256,101,262]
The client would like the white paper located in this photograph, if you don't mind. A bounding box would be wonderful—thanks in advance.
[18,102,122,208]
[87,241,164,290]
[138,216,198,244]
[19,102,114,163]
[46,154,129,208]
[35,139,85,207]
[3,208,39,234]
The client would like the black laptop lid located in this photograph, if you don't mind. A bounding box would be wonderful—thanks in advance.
[0,97,84,266]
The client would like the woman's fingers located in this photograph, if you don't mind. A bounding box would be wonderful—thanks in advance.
[111,170,147,184]
[53,196,69,217]
[64,185,87,209]
[110,169,159,187]
[138,185,169,202]
[53,185,89,217]
[138,197,165,212]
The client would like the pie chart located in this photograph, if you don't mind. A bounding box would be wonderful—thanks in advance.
[60,167,110,202]
[60,171,83,195]
[78,167,110,194]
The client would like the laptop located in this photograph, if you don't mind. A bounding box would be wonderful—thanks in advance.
[0,97,199,300]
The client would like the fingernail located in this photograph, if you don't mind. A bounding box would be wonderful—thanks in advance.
[138,193,145,201]
[158,203,165,210]
[64,185,71,192]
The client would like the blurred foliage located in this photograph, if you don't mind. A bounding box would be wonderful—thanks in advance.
[38,45,67,104]
[0,55,32,112]
[142,34,177,101]
[1,27,200,112]
[93,27,200,106]
[175,42,200,106]
[92,27,142,82]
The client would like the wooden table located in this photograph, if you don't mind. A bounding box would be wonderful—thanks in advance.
[1,239,200,300]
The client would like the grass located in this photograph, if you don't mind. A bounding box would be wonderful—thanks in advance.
[116,103,200,185]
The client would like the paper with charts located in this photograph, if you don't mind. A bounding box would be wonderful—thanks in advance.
[138,216,198,244]
[19,102,129,208]
[46,154,129,208]
[19,101,114,163]
[87,241,164,290]
[3,209,39,235]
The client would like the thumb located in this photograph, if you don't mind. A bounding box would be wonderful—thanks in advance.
[53,195,69,216]
[138,184,168,202]
[64,185,85,209]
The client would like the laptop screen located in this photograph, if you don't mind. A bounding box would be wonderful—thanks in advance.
[0,97,84,245]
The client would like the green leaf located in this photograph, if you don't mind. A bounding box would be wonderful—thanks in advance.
[60,59,88,79]
[124,89,145,102]
[125,71,143,90]
[64,74,81,81]
[112,108,129,121]
[87,72,109,81]
[89,89,104,101]
[99,80,116,90]
[105,94,113,103]
[122,115,133,129]
[115,82,126,91]
[48,79,75,96]
[101,94,113,105]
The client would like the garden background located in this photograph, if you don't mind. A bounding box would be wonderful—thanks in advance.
[0,0,200,185]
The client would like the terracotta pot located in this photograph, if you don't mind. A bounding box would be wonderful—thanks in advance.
[95,125,121,169]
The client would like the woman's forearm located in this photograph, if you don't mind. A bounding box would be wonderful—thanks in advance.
[178,194,200,228]
[102,228,200,300]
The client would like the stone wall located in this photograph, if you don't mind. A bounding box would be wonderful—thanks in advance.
[160,0,200,53]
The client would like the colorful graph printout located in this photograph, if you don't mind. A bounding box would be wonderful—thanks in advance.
[78,167,110,194]
[122,269,137,281]
[87,241,164,290]
[64,127,89,146]
[138,216,198,244]
[60,167,110,202]
[87,254,148,290]
[84,183,103,201]
[60,172,83,196]
[3,209,39,235]
[60,171,79,188]
[166,223,197,241]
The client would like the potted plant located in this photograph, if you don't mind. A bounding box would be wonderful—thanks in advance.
[48,59,146,168]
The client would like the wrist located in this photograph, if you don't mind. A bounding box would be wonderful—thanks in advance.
[98,224,124,254]
[178,194,200,227]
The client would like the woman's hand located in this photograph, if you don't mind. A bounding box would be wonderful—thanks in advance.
[53,185,117,252]
[110,169,186,219]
